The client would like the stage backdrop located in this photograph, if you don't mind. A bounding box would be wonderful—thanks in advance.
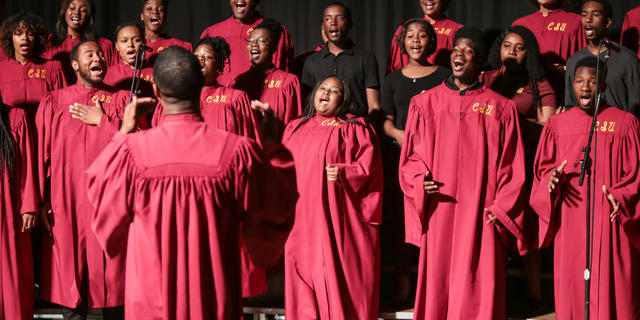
[4,0,639,78]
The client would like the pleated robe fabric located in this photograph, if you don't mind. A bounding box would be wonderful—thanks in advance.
[0,108,38,320]
[87,113,297,320]
[36,83,128,308]
[399,83,528,319]
[530,105,640,320]
[282,115,383,320]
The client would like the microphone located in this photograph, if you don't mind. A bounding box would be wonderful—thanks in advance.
[600,39,620,52]
[138,43,153,52]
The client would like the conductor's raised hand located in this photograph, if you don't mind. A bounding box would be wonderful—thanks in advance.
[120,96,157,134]
[251,100,280,146]
[548,160,568,193]
[69,100,104,126]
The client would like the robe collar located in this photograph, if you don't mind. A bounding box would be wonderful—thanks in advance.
[163,112,203,123]
[445,74,484,95]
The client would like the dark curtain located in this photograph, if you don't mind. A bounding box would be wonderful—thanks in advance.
[4,0,639,78]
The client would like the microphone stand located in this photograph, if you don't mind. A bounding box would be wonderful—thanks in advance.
[575,39,611,320]
[128,44,148,103]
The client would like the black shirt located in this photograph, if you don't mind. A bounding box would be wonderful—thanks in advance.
[381,67,451,130]
[301,41,379,117]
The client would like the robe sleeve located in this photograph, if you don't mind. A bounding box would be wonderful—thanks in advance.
[151,102,164,127]
[333,121,383,225]
[87,133,136,257]
[49,61,67,90]
[282,76,302,126]
[398,98,430,246]
[14,111,39,214]
[529,121,562,249]
[608,116,640,251]
[234,91,261,144]
[485,103,528,254]
[620,12,639,57]
[235,140,297,267]
[35,93,55,201]
[272,25,294,72]
[385,25,404,74]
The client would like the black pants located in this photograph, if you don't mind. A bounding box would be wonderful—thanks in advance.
[61,265,124,320]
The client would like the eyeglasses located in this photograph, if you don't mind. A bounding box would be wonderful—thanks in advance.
[245,37,270,46]
[196,54,214,61]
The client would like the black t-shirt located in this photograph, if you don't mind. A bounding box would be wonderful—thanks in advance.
[301,42,379,117]
[381,66,451,130]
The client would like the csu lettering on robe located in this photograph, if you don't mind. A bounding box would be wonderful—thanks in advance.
[144,36,192,66]
[530,105,640,319]
[200,16,294,87]
[0,58,65,121]
[399,81,528,319]
[282,115,383,320]
[35,83,128,309]
[0,108,39,320]
[87,113,297,320]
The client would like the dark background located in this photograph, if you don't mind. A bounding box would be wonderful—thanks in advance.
[5,0,640,75]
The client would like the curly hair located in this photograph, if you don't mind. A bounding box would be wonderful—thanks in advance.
[0,12,49,59]
[396,18,437,57]
[52,0,97,47]
[488,25,546,109]
[254,18,283,53]
[0,105,17,192]
[195,37,231,74]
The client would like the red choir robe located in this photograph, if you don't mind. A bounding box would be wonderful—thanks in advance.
[282,115,383,320]
[0,58,66,121]
[512,9,586,99]
[36,83,129,309]
[86,113,297,320]
[530,105,640,319]
[103,61,155,98]
[292,44,324,78]
[200,15,295,86]
[43,35,116,85]
[0,50,7,63]
[0,108,39,320]
[145,35,192,66]
[232,67,302,138]
[153,85,259,143]
[621,6,640,59]
[399,83,528,319]
[386,17,462,73]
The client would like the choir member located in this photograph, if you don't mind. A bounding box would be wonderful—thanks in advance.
[386,0,462,72]
[292,27,325,77]
[152,37,260,142]
[512,0,585,99]
[233,18,302,139]
[87,46,297,320]
[620,6,640,59]
[0,107,39,320]
[104,22,154,96]
[36,40,129,320]
[565,0,640,118]
[44,0,116,84]
[0,12,65,122]
[483,24,558,306]
[531,56,640,319]
[139,0,192,65]
[200,0,294,86]
[399,27,528,319]
[282,75,383,319]
[301,3,380,117]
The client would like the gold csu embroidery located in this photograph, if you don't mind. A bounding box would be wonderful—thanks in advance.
[205,95,227,103]
[27,68,46,79]
[91,94,113,104]
[321,119,341,127]
[546,22,568,32]
[434,27,452,35]
[595,120,616,133]
[472,102,494,116]
[263,79,282,88]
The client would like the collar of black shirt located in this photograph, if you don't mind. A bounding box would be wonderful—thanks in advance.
[321,40,355,57]
[445,74,483,95]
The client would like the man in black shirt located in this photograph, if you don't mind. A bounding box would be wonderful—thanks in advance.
[301,2,380,117]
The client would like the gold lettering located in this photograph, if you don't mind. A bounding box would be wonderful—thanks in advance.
[106,96,112,103]
[275,80,282,88]
[547,22,554,31]
[264,80,269,88]
[600,121,607,132]
[220,95,227,103]
[608,122,615,132]
[554,23,561,31]
[213,95,220,103]
[560,23,567,32]
[41,69,46,79]
[28,69,34,78]
[91,95,99,103]
[444,28,451,35]
[206,96,213,103]
[486,104,494,115]
[472,102,479,112]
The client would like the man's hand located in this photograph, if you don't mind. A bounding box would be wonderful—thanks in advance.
[326,164,339,181]
[602,185,621,222]
[423,170,439,195]
[39,202,52,232]
[69,101,104,126]
[548,160,568,193]
[120,96,157,134]
[22,213,36,232]
[251,100,280,146]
